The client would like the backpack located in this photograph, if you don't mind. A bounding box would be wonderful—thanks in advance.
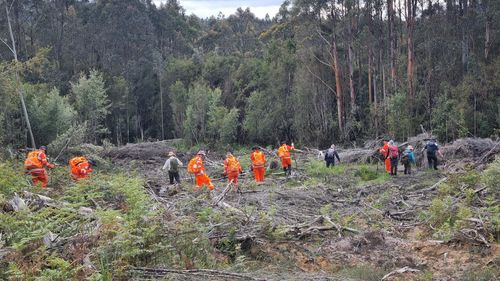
[24,150,43,170]
[388,145,399,159]
[401,152,410,165]
[187,157,201,174]
[253,151,265,166]
[326,148,336,159]
[426,143,438,156]
[169,158,179,173]
[69,156,87,169]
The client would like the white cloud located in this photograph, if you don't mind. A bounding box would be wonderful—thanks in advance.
[153,0,282,19]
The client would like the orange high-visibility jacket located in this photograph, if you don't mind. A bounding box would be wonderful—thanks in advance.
[379,142,389,156]
[188,155,205,175]
[251,150,266,167]
[224,155,242,174]
[69,156,93,179]
[24,150,52,172]
[278,144,294,159]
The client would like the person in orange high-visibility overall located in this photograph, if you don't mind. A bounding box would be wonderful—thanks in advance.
[69,156,95,181]
[223,152,243,185]
[251,146,266,183]
[24,146,55,188]
[379,140,391,173]
[187,151,214,190]
[278,141,295,176]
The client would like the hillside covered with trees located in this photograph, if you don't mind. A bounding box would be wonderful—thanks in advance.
[1,0,499,150]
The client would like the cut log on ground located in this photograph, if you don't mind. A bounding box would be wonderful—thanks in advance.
[381,266,421,280]
[129,267,268,281]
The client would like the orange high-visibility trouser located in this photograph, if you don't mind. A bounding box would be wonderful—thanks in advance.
[195,173,214,190]
[30,170,48,188]
[253,167,265,182]
[385,158,391,173]
[227,171,239,185]
[281,157,292,169]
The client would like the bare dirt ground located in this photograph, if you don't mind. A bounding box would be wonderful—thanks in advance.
[105,138,499,281]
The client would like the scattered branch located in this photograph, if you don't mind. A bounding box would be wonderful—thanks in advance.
[381,266,420,280]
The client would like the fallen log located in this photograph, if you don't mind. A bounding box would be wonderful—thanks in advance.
[129,267,267,281]
[212,182,233,206]
[284,216,359,238]
[381,266,420,280]
[415,177,448,193]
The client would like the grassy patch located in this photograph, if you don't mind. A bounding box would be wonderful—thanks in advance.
[353,164,389,184]
[305,160,345,177]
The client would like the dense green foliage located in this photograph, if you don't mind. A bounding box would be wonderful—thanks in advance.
[0,0,499,149]
[0,167,219,280]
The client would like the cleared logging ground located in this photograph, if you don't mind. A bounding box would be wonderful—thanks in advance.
[0,138,498,280]
[111,138,500,280]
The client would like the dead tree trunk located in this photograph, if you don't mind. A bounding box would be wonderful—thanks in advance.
[330,23,345,134]
[484,12,491,62]
[388,0,397,93]
[459,0,469,73]
[406,0,417,99]
[347,13,356,115]
[368,46,373,104]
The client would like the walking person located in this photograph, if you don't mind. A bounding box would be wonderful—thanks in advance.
[223,152,243,186]
[401,145,416,175]
[379,140,391,174]
[324,144,341,167]
[251,146,266,183]
[24,146,55,188]
[278,141,295,176]
[422,139,443,170]
[69,156,96,181]
[386,140,399,176]
[162,151,183,184]
[187,151,214,191]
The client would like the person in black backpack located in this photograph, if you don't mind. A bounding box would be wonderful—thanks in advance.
[162,151,183,184]
[422,139,443,170]
[324,144,341,167]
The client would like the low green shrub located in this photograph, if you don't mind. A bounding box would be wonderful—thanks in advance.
[305,160,345,177]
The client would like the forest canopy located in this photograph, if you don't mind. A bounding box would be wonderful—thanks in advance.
[0,0,499,149]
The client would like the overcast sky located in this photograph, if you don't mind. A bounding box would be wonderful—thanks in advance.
[154,0,283,19]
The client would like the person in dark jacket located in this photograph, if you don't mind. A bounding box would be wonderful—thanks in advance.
[422,139,443,170]
[324,144,341,167]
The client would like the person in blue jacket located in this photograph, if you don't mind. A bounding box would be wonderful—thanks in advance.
[401,145,416,175]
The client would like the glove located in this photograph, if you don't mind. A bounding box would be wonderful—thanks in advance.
[48,164,55,169]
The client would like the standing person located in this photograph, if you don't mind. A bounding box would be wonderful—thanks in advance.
[379,140,391,173]
[187,151,214,191]
[324,144,341,167]
[422,139,443,170]
[278,141,295,176]
[24,146,55,188]
[162,151,183,185]
[386,140,399,176]
[223,152,243,186]
[401,145,416,175]
[251,146,266,183]
[69,156,96,181]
